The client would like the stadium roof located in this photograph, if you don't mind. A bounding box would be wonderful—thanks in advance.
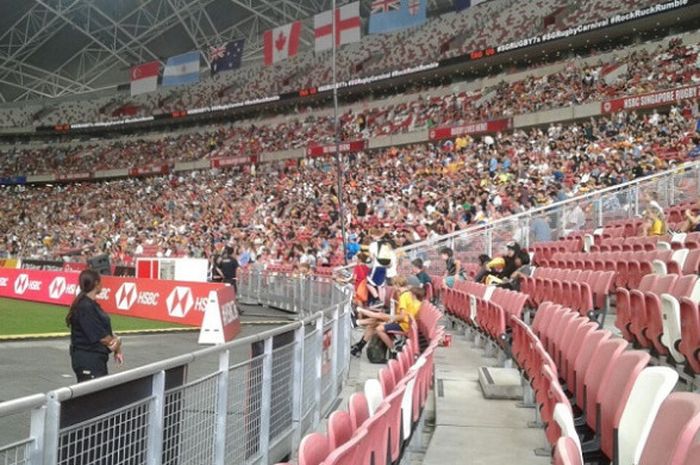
[0,0,453,103]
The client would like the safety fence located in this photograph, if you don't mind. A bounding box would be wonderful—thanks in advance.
[237,269,337,317]
[0,271,353,465]
[394,161,700,274]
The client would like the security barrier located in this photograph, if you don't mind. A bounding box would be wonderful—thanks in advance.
[0,270,352,465]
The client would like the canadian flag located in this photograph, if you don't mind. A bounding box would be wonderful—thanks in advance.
[130,61,160,96]
[314,1,361,52]
[263,21,302,65]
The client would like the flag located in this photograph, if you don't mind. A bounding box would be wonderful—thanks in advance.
[210,39,245,74]
[369,0,426,34]
[314,1,361,52]
[263,21,302,65]
[371,0,400,13]
[129,61,159,96]
[162,51,201,86]
[454,0,486,11]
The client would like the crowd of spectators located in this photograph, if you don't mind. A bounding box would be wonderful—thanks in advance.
[1,37,698,177]
[0,0,671,128]
[2,107,698,267]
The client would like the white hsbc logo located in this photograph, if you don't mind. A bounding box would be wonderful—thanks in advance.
[49,277,66,299]
[0,277,8,287]
[14,274,41,295]
[48,277,78,300]
[166,286,194,318]
[221,300,239,325]
[115,282,138,310]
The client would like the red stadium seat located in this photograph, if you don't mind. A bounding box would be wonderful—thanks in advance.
[328,411,354,450]
[638,393,700,465]
[299,432,330,465]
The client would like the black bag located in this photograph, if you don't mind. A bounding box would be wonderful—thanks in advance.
[366,335,388,364]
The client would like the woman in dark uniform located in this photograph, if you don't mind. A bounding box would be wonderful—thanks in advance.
[66,269,124,382]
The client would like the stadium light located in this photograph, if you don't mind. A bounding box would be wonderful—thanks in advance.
[332,0,348,266]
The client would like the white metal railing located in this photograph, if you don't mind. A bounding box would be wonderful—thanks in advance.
[0,270,353,465]
[332,160,700,276]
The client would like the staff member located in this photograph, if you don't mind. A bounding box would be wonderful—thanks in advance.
[66,269,123,382]
[217,246,239,292]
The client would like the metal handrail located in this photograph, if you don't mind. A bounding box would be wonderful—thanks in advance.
[334,159,699,273]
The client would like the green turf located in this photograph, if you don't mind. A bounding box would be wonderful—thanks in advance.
[0,297,191,336]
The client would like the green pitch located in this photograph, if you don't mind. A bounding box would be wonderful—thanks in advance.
[0,297,191,338]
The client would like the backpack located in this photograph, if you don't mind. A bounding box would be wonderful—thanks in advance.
[366,335,388,364]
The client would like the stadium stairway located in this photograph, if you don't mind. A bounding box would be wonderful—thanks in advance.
[423,333,550,465]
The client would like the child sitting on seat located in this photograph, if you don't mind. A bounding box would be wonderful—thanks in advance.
[350,276,422,358]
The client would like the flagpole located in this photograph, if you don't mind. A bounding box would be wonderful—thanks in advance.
[332,0,348,266]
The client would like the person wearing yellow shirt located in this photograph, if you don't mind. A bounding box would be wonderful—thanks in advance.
[644,202,667,236]
[350,276,423,357]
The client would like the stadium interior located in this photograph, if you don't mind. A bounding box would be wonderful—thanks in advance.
[1,0,700,464]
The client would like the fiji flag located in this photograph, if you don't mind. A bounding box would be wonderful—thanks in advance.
[162,51,201,86]
[210,39,245,74]
[369,0,427,35]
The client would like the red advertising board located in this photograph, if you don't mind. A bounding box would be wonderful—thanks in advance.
[428,118,512,141]
[306,140,367,157]
[198,285,240,344]
[210,156,257,168]
[0,268,225,326]
[601,84,700,114]
[128,164,171,177]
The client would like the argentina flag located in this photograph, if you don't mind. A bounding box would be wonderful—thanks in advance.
[162,51,201,86]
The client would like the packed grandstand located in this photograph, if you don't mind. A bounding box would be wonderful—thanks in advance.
[1,1,700,465]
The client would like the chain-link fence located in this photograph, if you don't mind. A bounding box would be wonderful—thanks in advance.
[0,274,352,465]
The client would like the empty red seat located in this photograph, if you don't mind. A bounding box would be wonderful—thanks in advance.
[328,411,354,449]
[572,330,613,408]
[597,351,651,460]
[630,274,677,349]
[616,274,656,342]
[638,393,700,465]
[349,392,369,430]
[647,275,697,356]
[679,298,700,375]
[581,339,628,424]
[299,432,330,465]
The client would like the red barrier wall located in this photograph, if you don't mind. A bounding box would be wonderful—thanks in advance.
[0,268,226,326]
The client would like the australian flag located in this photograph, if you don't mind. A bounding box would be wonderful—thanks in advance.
[210,38,245,74]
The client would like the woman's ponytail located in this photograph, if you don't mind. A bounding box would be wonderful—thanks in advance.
[65,269,101,327]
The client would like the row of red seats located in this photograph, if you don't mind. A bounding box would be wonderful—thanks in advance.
[590,235,663,253]
[442,282,527,344]
[615,273,700,372]
[515,303,700,465]
[531,238,582,264]
[277,303,444,465]
[668,231,700,250]
[521,268,615,321]
[544,250,678,289]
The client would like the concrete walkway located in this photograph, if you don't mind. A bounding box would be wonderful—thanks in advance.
[423,332,550,465]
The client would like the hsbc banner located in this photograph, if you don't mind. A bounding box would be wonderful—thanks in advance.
[0,268,226,326]
[306,140,367,157]
[601,84,700,114]
[428,118,513,141]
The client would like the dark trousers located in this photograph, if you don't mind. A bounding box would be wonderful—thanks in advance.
[71,346,108,382]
